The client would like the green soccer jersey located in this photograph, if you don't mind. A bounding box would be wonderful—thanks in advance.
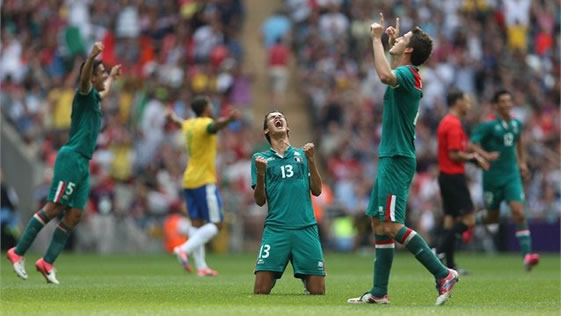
[378,65,423,159]
[251,146,317,229]
[471,117,522,183]
[63,88,102,160]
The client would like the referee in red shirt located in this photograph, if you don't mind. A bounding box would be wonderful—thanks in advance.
[435,90,493,273]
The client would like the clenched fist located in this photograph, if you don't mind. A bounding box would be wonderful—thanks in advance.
[90,42,104,58]
[109,64,122,79]
[255,156,268,175]
[302,143,315,159]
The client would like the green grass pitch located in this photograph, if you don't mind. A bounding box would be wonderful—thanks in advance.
[1,252,559,315]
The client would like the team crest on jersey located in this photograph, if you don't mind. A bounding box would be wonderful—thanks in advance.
[295,157,303,163]
[512,121,518,133]
[317,261,324,269]
[294,152,301,156]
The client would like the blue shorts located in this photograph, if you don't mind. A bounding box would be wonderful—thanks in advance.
[183,184,224,223]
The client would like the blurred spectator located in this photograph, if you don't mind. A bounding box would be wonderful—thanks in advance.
[261,9,291,48]
[267,37,290,107]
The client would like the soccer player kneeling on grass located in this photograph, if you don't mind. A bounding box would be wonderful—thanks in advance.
[347,14,458,306]
[7,42,121,284]
[252,111,325,295]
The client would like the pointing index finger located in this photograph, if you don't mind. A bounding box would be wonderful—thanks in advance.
[379,12,384,26]
[396,17,400,34]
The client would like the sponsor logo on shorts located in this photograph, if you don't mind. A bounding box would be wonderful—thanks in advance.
[317,261,324,269]
[257,259,264,264]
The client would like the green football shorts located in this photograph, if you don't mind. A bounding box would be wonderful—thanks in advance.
[47,147,90,210]
[366,156,416,224]
[255,225,325,279]
[483,176,525,211]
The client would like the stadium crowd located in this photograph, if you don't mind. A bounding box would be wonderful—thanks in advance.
[1,0,559,252]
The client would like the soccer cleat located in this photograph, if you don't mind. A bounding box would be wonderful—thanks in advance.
[347,292,390,304]
[524,253,540,272]
[452,266,472,276]
[7,247,28,280]
[173,247,192,272]
[196,268,218,277]
[435,269,459,306]
[462,227,475,243]
[35,258,59,284]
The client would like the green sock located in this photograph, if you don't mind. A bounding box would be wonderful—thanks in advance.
[370,235,394,297]
[15,210,50,256]
[396,226,449,280]
[43,222,73,264]
[515,222,532,256]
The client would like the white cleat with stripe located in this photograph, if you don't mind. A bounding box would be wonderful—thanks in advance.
[7,247,28,280]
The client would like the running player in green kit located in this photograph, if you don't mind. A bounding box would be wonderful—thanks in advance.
[252,111,325,295]
[347,14,458,306]
[7,42,121,284]
[471,89,540,271]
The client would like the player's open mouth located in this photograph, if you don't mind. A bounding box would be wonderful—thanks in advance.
[274,120,283,128]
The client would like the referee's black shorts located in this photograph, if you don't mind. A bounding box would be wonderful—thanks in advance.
[438,172,474,217]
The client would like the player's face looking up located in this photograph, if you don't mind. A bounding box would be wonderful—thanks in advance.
[92,64,109,92]
[263,111,289,143]
[389,31,412,55]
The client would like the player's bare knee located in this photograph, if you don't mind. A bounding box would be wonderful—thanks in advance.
[253,284,271,295]
[44,202,64,218]
[462,214,475,227]
[64,210,82,228]
[307,283,325,295]
[214,222,223,230]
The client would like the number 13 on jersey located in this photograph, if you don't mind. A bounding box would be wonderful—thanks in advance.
[258,244,271,258]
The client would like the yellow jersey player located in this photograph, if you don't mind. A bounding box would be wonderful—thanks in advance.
[166,96,240,276]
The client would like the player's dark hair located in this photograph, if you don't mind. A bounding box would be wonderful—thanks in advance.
[408,27,433,66]
[447,89,465,108]
[191,96,210,117]
[492,89,511,104]
[263,110,287,144]
[78,59,104,84]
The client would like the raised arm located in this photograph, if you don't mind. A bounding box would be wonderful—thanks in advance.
[79,42,104,94]
[303,143,322,196]
[370,13,397,86]
[165,108,184,128]
[208,109,241,133]
[253,156,268,206]
[99,64,122,99]
[385,17,400,69]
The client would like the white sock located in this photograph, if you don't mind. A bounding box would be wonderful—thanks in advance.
[193,245,208,270]
[179,223,218,254]
[177,218,198,237]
